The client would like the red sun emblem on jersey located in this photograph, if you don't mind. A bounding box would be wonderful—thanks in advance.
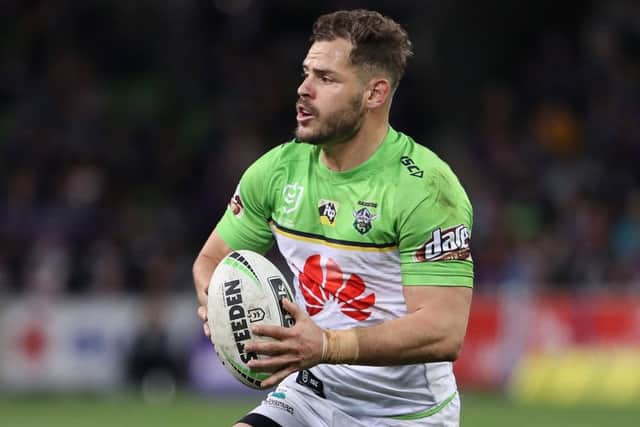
[299,255,375,321]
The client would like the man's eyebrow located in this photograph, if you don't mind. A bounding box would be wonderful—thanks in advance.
[302,65,336,75]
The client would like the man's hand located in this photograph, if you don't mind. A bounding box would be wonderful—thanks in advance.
[245,299,324,388]
[196,279,210,338]
[197,305,211,338]
[195,267,212,339]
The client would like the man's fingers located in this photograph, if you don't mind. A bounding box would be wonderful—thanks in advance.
[198,293,208,308]
[245,339,287,356]
[260,366,299,389]
[251,324,291,340]
[281,298,302,319]
[197,305,212,337]
[247,354,299,372]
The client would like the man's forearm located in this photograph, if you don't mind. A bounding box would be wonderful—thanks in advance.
[323,308,467,366]
[192,253,217,305]
[192,231,234,307]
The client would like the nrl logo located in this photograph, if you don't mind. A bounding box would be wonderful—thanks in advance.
[318,200,338,225]
[353,207,378,234]
[282,183,304,214]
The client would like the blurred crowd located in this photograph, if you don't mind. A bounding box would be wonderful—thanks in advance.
[461,2,640,291]
[0,0,639,296]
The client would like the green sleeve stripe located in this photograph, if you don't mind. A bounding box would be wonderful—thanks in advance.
[402,273,473,287]
[389,391,457,420]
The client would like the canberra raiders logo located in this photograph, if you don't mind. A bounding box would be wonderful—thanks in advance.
[353,207,378,234]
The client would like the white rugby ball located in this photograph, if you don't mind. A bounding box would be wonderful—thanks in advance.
[207,250,295,389]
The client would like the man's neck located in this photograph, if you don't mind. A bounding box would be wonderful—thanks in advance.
[320,119,389,172]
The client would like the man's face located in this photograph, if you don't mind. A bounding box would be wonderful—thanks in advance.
[295,39,367,145]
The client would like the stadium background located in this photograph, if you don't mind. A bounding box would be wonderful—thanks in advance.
[1,0,639,425]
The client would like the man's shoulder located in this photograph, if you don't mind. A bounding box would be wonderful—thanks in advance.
[254,139,314,167]
[391,132,470,209]
[392,132,453,182]
[242,140,314,190]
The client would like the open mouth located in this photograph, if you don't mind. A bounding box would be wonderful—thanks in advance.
[296,104,315,122]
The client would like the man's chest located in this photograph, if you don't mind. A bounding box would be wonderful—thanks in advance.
[270,177,397,246]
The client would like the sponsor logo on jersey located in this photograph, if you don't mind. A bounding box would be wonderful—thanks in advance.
[270,391,287,399]
[263,396,295,415]
[415,224,471,262]
[296,369,326,398]
[282,183,304,214]
[357,200,378,208]
[228,186,244,216]
[400,155,424,178]
[353,207,378,234]
[299,255,375,321]
[318,199,338,225]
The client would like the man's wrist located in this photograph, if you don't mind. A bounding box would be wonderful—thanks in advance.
[321,329,360,364]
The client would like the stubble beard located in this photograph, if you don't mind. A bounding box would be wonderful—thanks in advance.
[295,95,366,146]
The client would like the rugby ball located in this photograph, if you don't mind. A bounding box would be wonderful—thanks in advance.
[207,250,295,389]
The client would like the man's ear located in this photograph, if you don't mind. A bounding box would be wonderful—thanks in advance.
[365,78,392,109]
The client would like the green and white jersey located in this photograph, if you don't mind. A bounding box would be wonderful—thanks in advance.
[216,127,473,418]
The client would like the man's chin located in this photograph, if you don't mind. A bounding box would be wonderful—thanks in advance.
[295,128,320,144]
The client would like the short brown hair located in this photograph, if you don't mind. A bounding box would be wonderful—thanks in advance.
[310,9,413,89]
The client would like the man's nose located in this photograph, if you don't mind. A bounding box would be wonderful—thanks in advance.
[297,77,313,98]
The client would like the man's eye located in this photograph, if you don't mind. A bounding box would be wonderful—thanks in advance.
[321,76,332,83]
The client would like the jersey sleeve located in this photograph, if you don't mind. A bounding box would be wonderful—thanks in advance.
[214,149,278,254]
[398,166,474,287]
